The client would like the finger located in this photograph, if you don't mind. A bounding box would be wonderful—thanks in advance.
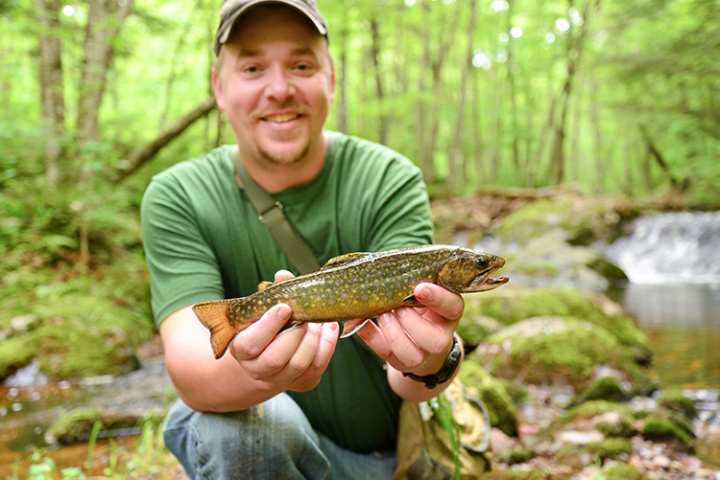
[355,319,392,359]
[414,283,464,322]
[290,322,340,391]
[377,312,424,369]
[243,323,308,378]
[274,270,295,283]
[275,323,322,383]
[231,304,292,361]
[395,307,452,355]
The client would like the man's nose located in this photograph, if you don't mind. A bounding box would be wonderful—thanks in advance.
[265,65,295,102]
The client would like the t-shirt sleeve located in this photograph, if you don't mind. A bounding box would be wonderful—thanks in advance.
[141,175,224,326]
[363,156,434,252]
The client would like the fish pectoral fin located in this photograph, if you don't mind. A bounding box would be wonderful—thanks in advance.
[257,280,273,291]
[402,294,424,308]
[321,252,371,269]
[339,318,378,338]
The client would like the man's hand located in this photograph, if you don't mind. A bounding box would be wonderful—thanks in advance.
[229,270,339,392]
[350,282,464,378]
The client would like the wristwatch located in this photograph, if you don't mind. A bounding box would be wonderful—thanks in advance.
[402,334,463,389]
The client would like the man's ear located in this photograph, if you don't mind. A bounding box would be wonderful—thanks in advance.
[211,67,225,112]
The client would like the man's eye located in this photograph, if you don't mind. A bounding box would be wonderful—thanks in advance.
[244,65,259,73]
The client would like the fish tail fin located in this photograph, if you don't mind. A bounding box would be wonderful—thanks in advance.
[192,299,249,359]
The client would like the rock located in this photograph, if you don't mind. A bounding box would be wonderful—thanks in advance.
[657,389,698,420]
[459,361,519,437]
[472,316,647,391]
[9,314,40,334]
[600,461,646,480]
[556,430,604,445]
[45,407,161,446]
[587,437,633,462]
[458,315,502,348]
[491,195,632,246]
[497,446,535,465]
[641,415,695,450]
[572,376,631,406]
[463,287,651,362]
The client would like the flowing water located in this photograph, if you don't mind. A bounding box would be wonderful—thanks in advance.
[602,211,720,388]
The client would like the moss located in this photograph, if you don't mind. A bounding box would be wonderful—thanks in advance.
[477,317,625,389]
[587,438,632,462]
[601,462,646,480]
[572,377,629,406]
[480,469,555,480]
[556,401,635,434]
[641,416,695,449]
[0,252,154,380]
[657,389,697,420]
[458,315,502,347]
[46,408,103,445]
[0,335,36,379]
[46,407,143,445]
[596,417,635,438]
[459,361,519,437]
[497,447,535,465]
[498,379,529,405]
[492,196,626,246]
[463,288,649,360]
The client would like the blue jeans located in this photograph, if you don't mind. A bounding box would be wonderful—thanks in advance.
[163,394,397,480]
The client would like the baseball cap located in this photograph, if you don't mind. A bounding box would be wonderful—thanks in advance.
[215,0,328,56]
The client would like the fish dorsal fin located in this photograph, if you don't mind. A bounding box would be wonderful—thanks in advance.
[257,280,273,291]
[321,252,371,269]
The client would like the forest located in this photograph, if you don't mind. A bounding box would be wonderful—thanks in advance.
[1,0,719,478]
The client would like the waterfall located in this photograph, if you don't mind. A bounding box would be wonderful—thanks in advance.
[603,212,720,284]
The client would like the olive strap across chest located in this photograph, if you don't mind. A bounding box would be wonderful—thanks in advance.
[234,153,320,275]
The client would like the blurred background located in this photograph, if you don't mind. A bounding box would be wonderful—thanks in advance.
[1,0,718,478]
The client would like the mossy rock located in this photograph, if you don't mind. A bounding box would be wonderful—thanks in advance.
[458,315,503,348]
[587,438,632,462]
[464,288,650,362]
[459,361,519,437]
[601,462,646,480]
[0,334,36,379]
[496,446,535,465]
[492,196,627,246]
[657,389,697,420]
[0,292,153,381]
[473,317,638,390]
[572,376,630,406]
[479,468,555,480]
[641,415,695,449]
[555,401,635,434]
[45,408,147,445]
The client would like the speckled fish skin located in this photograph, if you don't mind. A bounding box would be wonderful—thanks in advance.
[193,245,508,358]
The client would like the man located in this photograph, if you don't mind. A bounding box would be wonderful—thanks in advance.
[141,1,465,478]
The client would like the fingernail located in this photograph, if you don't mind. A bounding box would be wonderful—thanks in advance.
[274,304,291,318]
[417,285,432,301]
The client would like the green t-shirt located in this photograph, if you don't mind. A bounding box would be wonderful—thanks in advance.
[141,131,433,452]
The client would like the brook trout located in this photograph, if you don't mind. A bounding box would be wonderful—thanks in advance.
[193,245,508,358]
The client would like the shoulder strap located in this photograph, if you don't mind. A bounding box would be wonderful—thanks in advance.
[234,154,321,274]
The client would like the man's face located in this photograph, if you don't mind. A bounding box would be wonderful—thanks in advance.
[212,6,335,168]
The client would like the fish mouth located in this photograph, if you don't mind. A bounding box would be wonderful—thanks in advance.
[466,256,509,292]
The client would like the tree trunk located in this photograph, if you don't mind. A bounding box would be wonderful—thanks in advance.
[116,97,217,181]
[471,64,484,185]
[448,0,478,193]
[335,3,349,133]
[418,0,460,185]
[589,78,605,193]
[416,2,434,182]
[505,0,521,175]
[76,0,133,149]
[36,0,66,187]
[548,0,598,184]
[368,16,387,145]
